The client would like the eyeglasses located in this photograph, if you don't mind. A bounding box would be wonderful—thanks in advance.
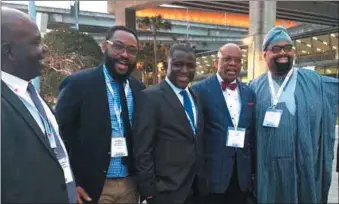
[268,44,293,54]
[106,40,138,56]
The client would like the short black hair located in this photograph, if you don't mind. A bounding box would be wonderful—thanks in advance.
[168,44,195,58]
[105,25,139,42]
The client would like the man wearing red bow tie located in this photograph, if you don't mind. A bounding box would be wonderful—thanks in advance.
[192,43,256,204]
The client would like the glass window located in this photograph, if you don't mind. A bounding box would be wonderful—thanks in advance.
[295,37,312,56]
[241,48,248,71]
[312,34,330,54]
[330,32,338,51]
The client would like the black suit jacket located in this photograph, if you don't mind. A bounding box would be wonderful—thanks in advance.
[133,80,208,203]
[1,81,69,203]
[55,65,145,203]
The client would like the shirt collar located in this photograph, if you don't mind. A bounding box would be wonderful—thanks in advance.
[103,64,129,87]
[1,71,29,95]
[216,72,237,84]
[165,76,189,95]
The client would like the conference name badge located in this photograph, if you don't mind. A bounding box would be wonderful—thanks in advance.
[263,108,283,128]
[111,137,128,158]
[226,127,246,148]
[59,157,74,184]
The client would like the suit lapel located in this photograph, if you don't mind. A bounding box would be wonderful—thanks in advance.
[160,81,195,138]
[1,81,58,162]
[237,80,248,128]
[189,87,201,137]
[93,65,111,134]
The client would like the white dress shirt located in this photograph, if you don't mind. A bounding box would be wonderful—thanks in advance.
[1,71,68,153]
[165,77,197,127]
[216,73,241,127]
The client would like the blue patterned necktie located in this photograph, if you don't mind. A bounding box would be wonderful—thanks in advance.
[180,90,195,132]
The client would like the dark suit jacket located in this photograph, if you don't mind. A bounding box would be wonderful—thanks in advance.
[133,80,208,203]
[1,81,69,203]
[192,75,256,193]
[55,65,145,203]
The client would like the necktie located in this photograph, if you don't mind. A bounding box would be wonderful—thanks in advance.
[27,82,64,155]
[27,82,49,126]
[180,90,195,132]
[117,81,132,167]
[221,81,237,91]
[27,82,77,203]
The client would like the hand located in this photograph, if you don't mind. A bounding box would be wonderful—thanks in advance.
[76,186,92,204]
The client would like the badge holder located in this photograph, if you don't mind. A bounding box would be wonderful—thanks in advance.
[226,127,246,148]
[111,137,128,158]
[263,107,283,128]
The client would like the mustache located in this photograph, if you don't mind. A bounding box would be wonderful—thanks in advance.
[273,54,291,61]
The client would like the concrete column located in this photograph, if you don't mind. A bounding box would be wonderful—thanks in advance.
[115,7,136,31]
[108,1,136,31]
[37,13,48,35]
[247,1,276,81]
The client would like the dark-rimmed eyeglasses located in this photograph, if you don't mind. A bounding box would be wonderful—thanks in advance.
[268,44,293,54]
[106,40,138,56]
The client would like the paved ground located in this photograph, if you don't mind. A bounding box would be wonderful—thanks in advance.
[328,126,338,204]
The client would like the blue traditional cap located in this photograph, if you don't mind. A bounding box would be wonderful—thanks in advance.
[262,26,292,51]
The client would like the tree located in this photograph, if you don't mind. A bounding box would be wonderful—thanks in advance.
[137,15,172,84]
[137,41,170,86]
[41,28,102,107]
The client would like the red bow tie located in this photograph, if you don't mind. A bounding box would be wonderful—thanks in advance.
[221,81,237,91]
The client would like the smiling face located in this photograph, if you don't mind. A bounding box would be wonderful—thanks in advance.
[102,30,138,81]
[217,44,242,83]
[264,41,295,75]
[167,50,196,89]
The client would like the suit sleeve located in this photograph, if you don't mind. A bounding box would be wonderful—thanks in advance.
[132,91,158,197]
[55,76,83,186]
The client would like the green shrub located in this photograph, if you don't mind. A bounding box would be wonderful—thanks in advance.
[41,28,103,107]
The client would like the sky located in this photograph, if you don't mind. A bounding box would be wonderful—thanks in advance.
[2,1,108,13]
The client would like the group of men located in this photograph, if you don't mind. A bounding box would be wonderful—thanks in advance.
[2,7,338,204]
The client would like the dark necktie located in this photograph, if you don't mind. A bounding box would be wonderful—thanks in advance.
[221,81,237,91]
[27,82,49,126]
[180,90,195,132]
[117,81,132,167]
[27,82,77,203]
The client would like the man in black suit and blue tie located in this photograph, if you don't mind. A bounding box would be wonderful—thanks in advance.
[192,43,256,204]
[133,44,208,204]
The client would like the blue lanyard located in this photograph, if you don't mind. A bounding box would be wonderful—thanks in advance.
[103,66,124,136]
[18,95,57,149]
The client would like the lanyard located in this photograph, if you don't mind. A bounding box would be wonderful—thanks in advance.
[18,95,57,149]
[103,67,129,136]
[267,68,294,109]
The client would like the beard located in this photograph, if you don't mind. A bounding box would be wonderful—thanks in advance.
[271,55,293,75]
[104,54,136,83]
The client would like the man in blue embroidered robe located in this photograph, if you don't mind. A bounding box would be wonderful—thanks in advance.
[249,26,339,203]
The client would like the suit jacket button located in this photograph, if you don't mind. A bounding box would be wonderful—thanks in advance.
[103,170,107,173]
[108,152,111,155]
